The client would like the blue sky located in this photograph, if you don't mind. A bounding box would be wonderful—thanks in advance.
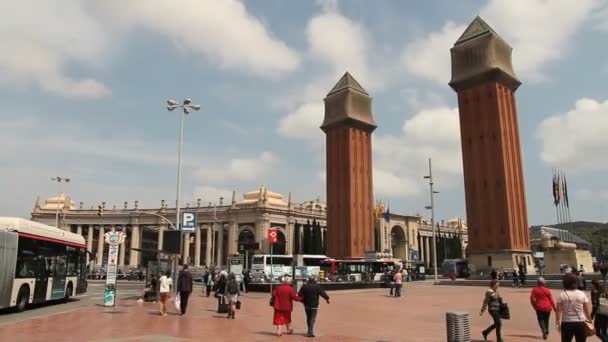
[1,0,607,225]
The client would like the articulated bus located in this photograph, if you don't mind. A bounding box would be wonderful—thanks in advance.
[0,218,88,312]
[250,254,327,282]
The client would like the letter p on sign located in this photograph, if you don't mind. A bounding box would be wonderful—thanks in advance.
[181,212,197,233]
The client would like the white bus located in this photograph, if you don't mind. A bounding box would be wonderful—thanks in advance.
[0,218,88,312]
[250,254,327,282]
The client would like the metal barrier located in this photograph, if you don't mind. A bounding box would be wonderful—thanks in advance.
[446,311,470,342]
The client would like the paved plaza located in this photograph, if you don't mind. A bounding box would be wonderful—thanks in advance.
[0,281,571,342]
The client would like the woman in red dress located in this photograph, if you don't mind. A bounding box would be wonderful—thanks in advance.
[272,276,302,336]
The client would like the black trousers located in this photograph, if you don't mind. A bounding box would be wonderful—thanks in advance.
[536,310,551,336]
[483,311,503,342]
[560,321,586,342]
[206,285,212,297]
[595,314,608,341]
[179,291,191,314]
[305,307,319,335]
[394,284,403,297]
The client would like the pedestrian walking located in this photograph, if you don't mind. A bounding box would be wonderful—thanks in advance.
[271,276,302,337]
[480,280,504,342]
[556,273,593,342]
[298,276,330,338]
[590,280,608,340]
[215,273,227,313]
[490,269,498,280]
[158,270,173,316]
[393,269,403,297]
[600,263,608,285]
[530,277,556,340]
[206,270,214,297]
[243,269,250,293]
[224,273,240,319]
[177,264,193,315]
[512,270,519,288]
[518,268,526,287]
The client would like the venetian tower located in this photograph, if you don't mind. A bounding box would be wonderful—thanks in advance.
[449,17,532,273]
[321,72,377,258]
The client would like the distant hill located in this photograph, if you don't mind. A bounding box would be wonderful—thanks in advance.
[530,221,608,256]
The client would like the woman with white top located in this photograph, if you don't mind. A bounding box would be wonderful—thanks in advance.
[158,270,173,316]
[556,273,593,342]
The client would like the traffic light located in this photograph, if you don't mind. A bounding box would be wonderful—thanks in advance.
[97,205,104,217]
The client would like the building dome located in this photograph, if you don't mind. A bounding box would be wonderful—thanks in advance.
[41,193,76,210]
[238,187,288,206]
[300,200,327,211]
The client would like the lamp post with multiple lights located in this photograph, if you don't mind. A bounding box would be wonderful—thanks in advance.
[424,158,440,284]
[51,176,70,229]
[166,98,200,287]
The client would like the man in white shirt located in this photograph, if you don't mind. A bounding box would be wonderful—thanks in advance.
[158,270,173,316]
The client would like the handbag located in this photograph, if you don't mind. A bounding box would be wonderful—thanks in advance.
[174,293,181,312]
[236,300,242,310]
[565,291,595,337]
[498,300,510,320]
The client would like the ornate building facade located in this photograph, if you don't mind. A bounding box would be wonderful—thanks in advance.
[31,187,467,270]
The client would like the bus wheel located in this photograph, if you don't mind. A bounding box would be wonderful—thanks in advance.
[15,286,29,312]
[64,283,73,303]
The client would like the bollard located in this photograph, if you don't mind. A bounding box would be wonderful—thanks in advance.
[446,311,470,342]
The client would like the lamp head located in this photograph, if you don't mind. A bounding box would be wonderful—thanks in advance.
[183,98,192,105]
[425,206,432,210]
[424,176,431,179]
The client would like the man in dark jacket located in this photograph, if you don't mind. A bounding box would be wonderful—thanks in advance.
[298,276,330,338]
[177,264,193,315]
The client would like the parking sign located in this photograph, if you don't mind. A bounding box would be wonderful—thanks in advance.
[181,212,197,233]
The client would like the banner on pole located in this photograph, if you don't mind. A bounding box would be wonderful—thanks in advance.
[104,231,126,307]
[268,227,278,244]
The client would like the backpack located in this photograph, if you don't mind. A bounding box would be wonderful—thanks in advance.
[227,280,239,294]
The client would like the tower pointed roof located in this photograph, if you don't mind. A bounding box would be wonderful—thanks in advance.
[327,72,369,96]
[321,72,376,132]
[449,16,520,91]
[454,16,502,46]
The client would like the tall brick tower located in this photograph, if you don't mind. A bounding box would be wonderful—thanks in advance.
[321,72,377,258]
[449,17,532,273]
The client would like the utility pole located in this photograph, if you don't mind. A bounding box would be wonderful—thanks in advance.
[424,158,439,284]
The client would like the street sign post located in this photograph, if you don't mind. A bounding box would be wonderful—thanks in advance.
[268,227,278,292]
[104,231,126,307]
[181,212,197,233]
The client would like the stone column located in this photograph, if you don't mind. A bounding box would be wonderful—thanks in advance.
[129,225,140,267]
[205,225,212,267]
[158,224,165,251]
[216,223,224,266]
[194,225,202,267]
[96,226,105,266]
[183,233,191,264]
[286,220,294,255]
[86,226,94,253]
[424,236,431,268]
[227,221,238,256]
[76,225,82,236]
[119,243,126,266]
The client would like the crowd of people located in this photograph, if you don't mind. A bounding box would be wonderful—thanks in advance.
[479,270,608,342]
[137,264,330,337]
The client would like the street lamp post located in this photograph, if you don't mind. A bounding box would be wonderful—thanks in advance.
[51,177,70,229]
[167,98,201,254]
[424,158,440,285]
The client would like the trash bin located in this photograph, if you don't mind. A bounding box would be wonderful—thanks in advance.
[446,311,470,342]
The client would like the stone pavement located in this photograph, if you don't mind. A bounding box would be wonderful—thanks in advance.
[0,282,568,341]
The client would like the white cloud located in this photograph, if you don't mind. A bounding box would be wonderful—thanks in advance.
[306,4,370,85]
[402,22,463,84]
[373,107,462,198]
[278,102,324,145]
[278,1,373,144]
[101,0,300,78]
[0,0,109,98]
[402,0,597,84]
[538,98,608,171]
[575,189,608,201]
[194,152,279,183]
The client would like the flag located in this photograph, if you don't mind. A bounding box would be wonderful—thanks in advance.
[383,205,390,223]
[552,172,558,206]
[556,173,562,206]
[563,173,569,208]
